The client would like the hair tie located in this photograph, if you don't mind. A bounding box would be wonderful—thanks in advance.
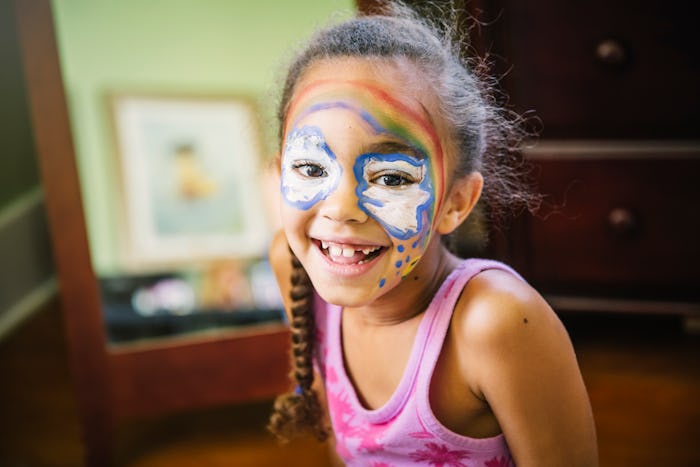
[294,385,304,395]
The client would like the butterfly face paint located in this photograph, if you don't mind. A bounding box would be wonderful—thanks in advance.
[281,126,342,210]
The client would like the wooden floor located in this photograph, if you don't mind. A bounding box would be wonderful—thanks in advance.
[0,298,698,466]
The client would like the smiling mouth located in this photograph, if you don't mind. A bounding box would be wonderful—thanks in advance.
[314,239,386,265]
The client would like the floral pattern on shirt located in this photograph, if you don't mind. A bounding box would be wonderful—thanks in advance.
[314,262,518,466]
[408,442,471,466]
[484,456,514,467]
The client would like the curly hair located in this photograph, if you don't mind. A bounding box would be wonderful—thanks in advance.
[268,0,540,442]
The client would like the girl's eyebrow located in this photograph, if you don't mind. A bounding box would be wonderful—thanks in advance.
[362,141,425,160]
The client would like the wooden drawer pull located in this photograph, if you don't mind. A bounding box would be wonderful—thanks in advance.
[607,207,638,236]
[596,38,628,66]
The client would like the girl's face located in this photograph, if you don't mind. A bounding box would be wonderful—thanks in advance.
[280,58,454,307]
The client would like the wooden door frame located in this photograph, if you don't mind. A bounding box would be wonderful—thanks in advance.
[14,1,291,464]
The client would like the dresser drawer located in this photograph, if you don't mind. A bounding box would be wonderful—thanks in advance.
[513,144,700,300]
[485,0,699,139]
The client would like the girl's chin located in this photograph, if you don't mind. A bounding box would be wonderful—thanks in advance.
[306,258,382,303]
[311,282,384,308]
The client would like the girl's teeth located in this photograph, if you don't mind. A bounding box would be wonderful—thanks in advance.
[328,245,356,257]
[322,242,382,258]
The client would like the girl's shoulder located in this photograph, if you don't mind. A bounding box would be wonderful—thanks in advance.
[447,265,598,464]
[449,266,574,394]
[454,266,554,336]
[451,264,562,338]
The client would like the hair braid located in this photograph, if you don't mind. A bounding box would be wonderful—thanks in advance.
[270,0,542,445]
[268,250,328,442]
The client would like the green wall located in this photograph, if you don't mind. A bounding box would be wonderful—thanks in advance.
[1,0,56,337]
[51,0,355,274]
[0,0,39,206]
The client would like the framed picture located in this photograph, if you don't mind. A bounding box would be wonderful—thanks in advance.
[110,93,269,271]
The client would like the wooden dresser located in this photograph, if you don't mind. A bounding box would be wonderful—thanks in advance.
[474,0,700,314]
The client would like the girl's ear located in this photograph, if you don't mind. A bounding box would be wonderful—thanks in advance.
[436,172,483,235]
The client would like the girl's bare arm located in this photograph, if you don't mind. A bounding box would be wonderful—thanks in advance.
[456,270,598,467]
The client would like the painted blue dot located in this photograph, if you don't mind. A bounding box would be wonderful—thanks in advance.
[395,260,403,268]
[412,241,418,248]
[379,278,386,288]
[406,256,411,263]
[397,245,405,253]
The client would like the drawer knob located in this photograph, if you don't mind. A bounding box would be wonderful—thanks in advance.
[596,38,627,66]
[608,207,638,236]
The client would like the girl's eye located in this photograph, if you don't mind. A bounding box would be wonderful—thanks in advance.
[373,172,414,187]
[293,162,327,178]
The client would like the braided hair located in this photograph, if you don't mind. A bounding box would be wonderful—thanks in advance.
[269,1,540,442]
[267,249,328,442]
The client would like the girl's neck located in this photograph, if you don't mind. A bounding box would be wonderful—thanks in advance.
[344,240,460,327]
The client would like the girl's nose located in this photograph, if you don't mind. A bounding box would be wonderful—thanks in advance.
[318,173,368,224]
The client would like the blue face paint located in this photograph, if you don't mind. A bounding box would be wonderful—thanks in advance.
[353,152,434,240]
[280,126,342,210]
[282,98,441,289]
[292,101,385,134]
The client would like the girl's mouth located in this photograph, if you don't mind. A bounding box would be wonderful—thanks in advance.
[314,239,386,265]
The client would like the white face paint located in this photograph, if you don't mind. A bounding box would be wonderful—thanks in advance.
[354,153,433,240]
[281,126,342,210]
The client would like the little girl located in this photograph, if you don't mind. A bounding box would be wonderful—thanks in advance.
[267,3,598,466]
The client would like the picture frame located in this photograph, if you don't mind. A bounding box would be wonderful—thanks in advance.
[109,93,269,271]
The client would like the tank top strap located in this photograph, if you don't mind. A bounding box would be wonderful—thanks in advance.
[314,291,347,381]
[315,258,522,424]
[417,258,524,381]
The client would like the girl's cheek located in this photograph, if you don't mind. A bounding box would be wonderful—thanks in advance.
[353,162,437,287]
[354,153,435,241]
[381,229,429,286]
[358,185,432,240]
[281,169,331,210]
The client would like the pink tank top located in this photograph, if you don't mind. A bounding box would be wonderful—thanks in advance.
[313,258,520,466]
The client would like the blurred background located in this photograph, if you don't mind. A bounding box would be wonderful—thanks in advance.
[1,0,698,466]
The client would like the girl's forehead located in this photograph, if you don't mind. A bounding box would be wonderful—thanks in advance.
[288,60,437,124]
[285,64,446,167]
[288,80,428,131]
[291,59,438,115]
